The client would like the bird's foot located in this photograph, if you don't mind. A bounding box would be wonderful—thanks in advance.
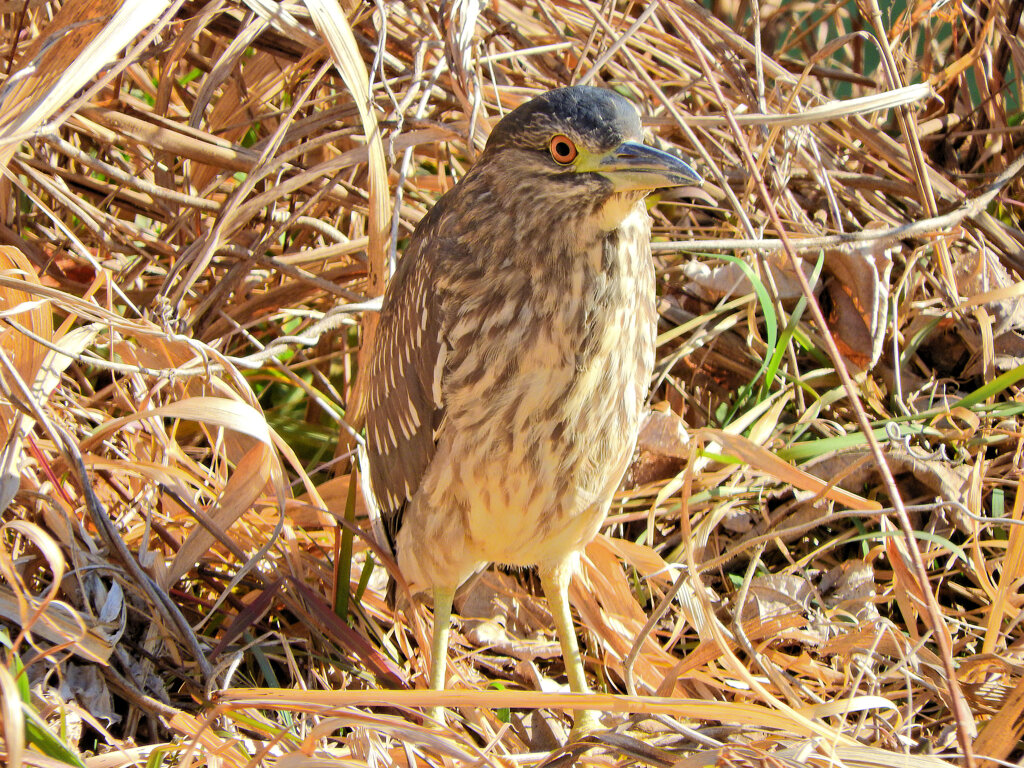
[567,709,602,742]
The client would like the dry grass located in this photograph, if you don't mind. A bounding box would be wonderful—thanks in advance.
[0,0,1022,765]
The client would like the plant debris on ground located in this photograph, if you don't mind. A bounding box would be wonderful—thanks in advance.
[0,0,1022,766]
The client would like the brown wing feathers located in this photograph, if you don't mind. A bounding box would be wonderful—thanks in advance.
[364,237,445,524]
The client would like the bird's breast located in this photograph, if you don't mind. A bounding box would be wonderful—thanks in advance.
[401,204,656,582]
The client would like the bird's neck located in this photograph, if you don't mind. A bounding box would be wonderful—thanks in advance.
[595,191,648,234]
[443,168,649,274]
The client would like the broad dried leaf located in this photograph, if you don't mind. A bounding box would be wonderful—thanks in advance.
[823,244,893,371]
[701,428,882,509]
[0,324,98,511]
[735,574,812,622]
[164,441,276,589]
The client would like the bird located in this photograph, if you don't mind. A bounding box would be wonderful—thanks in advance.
[362,85,701,737]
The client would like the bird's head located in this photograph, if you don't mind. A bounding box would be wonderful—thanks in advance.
[478,85,702,229]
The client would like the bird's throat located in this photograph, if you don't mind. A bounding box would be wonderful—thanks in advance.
[597,191,646,232]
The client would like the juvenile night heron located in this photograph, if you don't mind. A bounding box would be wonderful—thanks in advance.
[364,85,701,735]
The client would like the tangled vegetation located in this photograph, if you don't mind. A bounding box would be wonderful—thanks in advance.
[0,0,1021,765]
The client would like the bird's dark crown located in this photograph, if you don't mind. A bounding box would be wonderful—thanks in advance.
[482,85,642,158]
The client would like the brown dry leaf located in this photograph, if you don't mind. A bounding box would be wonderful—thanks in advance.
[628,408,690,487]
[680,251,808,302]
[735,573,812,623]
[0,521,112,663]
[888,450,972,525]
[466,619,537,659]
[682,243,893,372]
[166,710,251,768]
[85,396,274,450]
[702,742,963,768]
[0,585,113,664]
[217,686,855,740]
[820,561,878,621]
[637,408,690,458]
[0,246,50,396]
[660,613,807,693]
[76,106,258,172]
[983,489,1024,654]
[299,474,363,523]
[820,745,959,768]
[463,618,561,662]
[458,571,522,625]
[955,246,1024,374]
[117,341,268,468]
[957,244,1024,336]
[881,517,955,654]
[801,445,970,526]
[0,0,114,136]
[600,535,676,589]
[164,440,278,589]
[189,50,288,192]
[574,535,681,695]
[0,246,55,509]
[700,428,882,510]
[456,571,562,662]
[823,244,893,371]
[819,621,928,666]
[58,663,119,726]
[0,325,98,513]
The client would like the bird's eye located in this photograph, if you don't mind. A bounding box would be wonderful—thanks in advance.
[548,134,578,164]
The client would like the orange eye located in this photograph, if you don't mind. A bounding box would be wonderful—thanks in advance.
[548,134,578,164]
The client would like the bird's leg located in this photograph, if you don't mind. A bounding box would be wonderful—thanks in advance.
[425,584,455,725]
[538,560,602,739]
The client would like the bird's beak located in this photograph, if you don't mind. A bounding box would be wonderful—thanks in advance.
[595,141,703,191]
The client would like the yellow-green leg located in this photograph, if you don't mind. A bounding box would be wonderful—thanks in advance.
[539,561,602,739]
[426,585,455,726]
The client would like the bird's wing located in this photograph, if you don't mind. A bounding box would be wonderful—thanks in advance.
[363,236,447,523]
